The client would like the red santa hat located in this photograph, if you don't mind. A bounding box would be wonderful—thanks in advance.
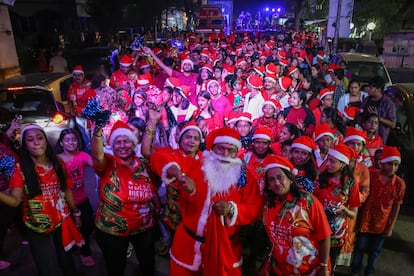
[206,79,220,89]
[201,64,213,73]
[119,55,133,67]
[253,66,265,78]
[181,58,194,71]
[259,52,268,60]
[262,99,281,111]
[252,127,272,141]
[247,75,263,89]
[237,58,247,67]
[234,112,252,124]
[314,124,335,142]
[109,120,138,147]
[153,47,163,56]
[316,51,326,60]
[278,50,287,60]
[279,59,289,67]
[291,136,316,153]
[343,126,367,144]
[287,66,298,76]
[328,63,341,72]
[380,146,401,164]
[264,73,277,83]
[266,63,277,75]
[165,77,180,88]
[20,123,44,144]
[176,85,191,98]
[328,143,353,165]
[178,121,203,142]
[264,156,296,174]
[72,65,84,74]
[343,106,360,121]
[226,110,238,125]
[278,76,292,91]
[206,127,242,151]
[137,74,151,85]
[201,49,211,58]
[319,88,334,100]
[139,59,150,69]
[222,64,235,75]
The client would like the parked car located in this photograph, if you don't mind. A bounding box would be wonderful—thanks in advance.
[332,52,393,88]
[70,46,119,79]
[0,73,75,148]
[384,83,414,205]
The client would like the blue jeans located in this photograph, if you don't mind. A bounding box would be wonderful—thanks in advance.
[351,233,386,275]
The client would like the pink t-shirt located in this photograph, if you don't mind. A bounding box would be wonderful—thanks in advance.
[172,70,198,105]
[61,152,92,204]
[211,95,232,119]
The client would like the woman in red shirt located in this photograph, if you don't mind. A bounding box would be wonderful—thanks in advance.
[263,156,331,275]
[0,124,82,275]
[92,120,159,276]
[314,144,361,268]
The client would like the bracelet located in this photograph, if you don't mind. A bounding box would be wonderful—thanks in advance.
[73,210,81,217]
[145,127,155,136]
[319,262,328,267]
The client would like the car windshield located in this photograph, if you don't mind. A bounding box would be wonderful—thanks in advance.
[347,61,390,83]
[0,89,57,120]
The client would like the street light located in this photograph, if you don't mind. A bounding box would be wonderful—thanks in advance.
[367,22,376,41]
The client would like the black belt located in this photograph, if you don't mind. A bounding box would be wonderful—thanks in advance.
[184,225,238,243]
[184,225,205,243]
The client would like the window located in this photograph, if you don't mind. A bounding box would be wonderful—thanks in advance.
[392,40,409,55]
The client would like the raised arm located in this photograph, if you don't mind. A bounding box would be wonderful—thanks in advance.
[91,127,106,171]
[143,46,173,76]
[141,105,162,159]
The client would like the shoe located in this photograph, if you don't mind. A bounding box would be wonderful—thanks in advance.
[21,240,29,245]
[126,243,134,259]
[157,241,169,256]
[80,255,95,267]
[0,260,11,270]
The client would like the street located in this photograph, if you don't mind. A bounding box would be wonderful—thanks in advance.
[1,167,414,276]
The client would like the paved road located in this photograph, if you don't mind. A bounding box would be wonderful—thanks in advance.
[2,167,414,276]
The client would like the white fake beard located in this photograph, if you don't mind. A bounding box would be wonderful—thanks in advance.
[202,151,243,197]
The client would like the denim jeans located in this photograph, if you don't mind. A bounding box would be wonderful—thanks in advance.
[351,233,386,275]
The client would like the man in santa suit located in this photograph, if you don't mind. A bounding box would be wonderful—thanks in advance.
[150,127,263,276]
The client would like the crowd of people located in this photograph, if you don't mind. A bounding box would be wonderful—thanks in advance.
[0,29,406,276]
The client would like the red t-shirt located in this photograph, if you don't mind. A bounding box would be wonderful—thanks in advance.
[265,191,331,275]
[94,154,156,236]
[314,176,360,247]
[359,171,405,234]
[10,163,73,233]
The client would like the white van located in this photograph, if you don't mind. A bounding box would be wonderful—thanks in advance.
[332,52,393,88]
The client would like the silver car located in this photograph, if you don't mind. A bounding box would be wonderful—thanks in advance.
[0,73,75,148]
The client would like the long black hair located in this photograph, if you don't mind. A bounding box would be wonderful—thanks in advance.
[264,167,300,208]
[319,164,354,190]
[20,128,68,199]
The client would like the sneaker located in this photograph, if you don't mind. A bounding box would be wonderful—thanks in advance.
[80,255,95,267]
[0,260,11,270]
